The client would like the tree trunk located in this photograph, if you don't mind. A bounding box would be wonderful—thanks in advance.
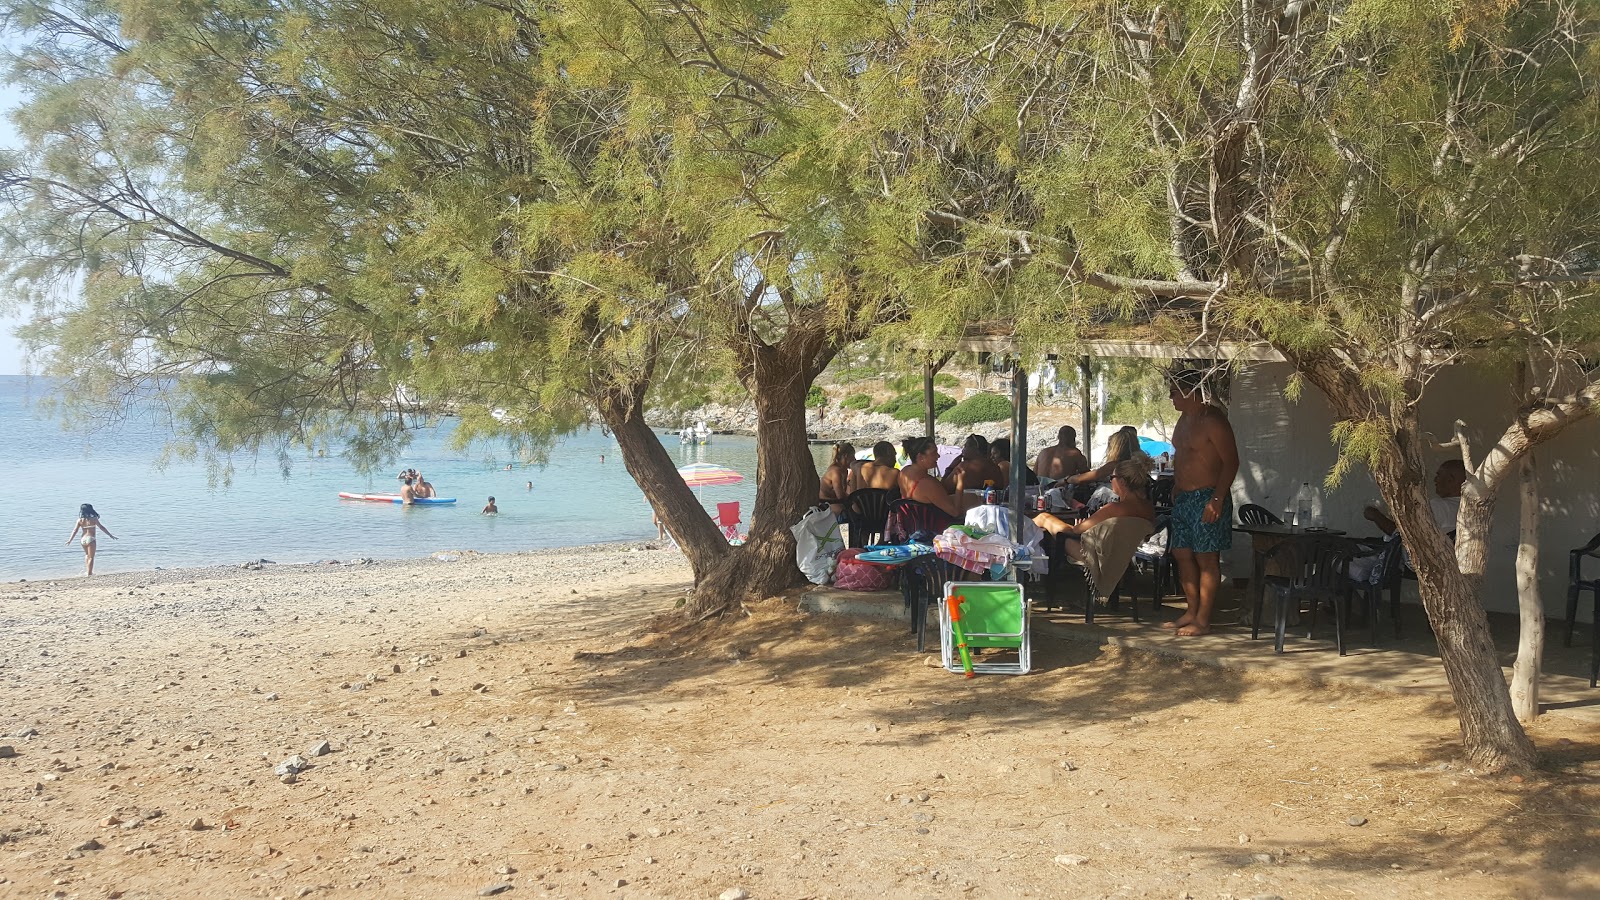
[1289,353,1536,772]
[597,388,730,579]
[1370,438,1537,773]
[685,330,832,618]
[1510,452,1542,722]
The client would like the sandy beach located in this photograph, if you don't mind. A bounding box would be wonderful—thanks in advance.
[2,544,1596,899]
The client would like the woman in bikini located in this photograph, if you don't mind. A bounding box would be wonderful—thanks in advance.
[896,437,962,519]
[819,441,855,519]
[65,503,117,577]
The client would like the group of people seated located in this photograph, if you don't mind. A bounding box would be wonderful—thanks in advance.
[817,425,1167,566]
[397,468,436,503]
[819,434,1028,521]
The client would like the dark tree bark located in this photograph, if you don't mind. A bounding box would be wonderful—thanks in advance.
[1290,349,1538,772]
[596,378,731,579]
[685,315,840,619]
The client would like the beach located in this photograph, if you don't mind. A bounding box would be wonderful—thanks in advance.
[2,544,1596,898]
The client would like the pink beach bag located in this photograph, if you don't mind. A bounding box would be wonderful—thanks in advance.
[832,548,896,592]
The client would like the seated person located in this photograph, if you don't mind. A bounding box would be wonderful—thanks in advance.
[819,441,855,517]
[1032,460,1156,562]
[897,436,961,519]
[942,434,1007,507]
[990,436,1039,487]
[1035,425,1091,482]
[1349,459,1465,583]
[853,441,900,491]
[1066,429,1151,507]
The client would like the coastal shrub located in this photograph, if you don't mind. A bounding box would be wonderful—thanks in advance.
[875,390,956,421]
[806,385,826,407]
[841,393,873,411]
[884,373,920,392]
[934,373,960,388]
[939,392,1012,425]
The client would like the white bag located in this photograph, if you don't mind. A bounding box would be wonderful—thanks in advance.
[791,506,844,585]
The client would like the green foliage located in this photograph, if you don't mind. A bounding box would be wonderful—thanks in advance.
[938,393,1012,426]
[840,393,873,411]
[806,385,827,407]
[934,373,960,389]
[876,391,955,421]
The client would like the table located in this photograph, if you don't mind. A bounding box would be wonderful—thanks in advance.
[1233,523,1349,627]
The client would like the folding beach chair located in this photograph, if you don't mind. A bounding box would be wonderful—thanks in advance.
[939,581,1030,675]
[716,502,742,541]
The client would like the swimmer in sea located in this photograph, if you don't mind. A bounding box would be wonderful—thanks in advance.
[65,503,117,577]
[481,496,498,515]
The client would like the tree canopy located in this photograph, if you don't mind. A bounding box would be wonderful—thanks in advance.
[4,0,1598,770]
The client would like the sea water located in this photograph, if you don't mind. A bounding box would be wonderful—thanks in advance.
[3,375,824,581]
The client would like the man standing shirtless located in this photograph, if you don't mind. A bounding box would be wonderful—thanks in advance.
[1166,370,1239,636]
[1035,425,1091,482]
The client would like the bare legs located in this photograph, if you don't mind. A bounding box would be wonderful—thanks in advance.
[83,541,96,577]
[1167,548,1218,635]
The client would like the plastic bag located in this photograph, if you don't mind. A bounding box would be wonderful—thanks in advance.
[791,505,844,585]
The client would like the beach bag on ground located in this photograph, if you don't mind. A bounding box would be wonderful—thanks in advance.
[792,505,845,585]
[832,548,895,591]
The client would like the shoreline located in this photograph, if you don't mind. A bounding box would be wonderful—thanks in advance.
[2,539,675,588]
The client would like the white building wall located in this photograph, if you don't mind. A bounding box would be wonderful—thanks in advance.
[1225,362,1600,620]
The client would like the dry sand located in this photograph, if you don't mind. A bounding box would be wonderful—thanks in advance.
[2,544,1596,899]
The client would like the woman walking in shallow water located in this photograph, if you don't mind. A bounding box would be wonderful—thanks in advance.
[65,503,117,576]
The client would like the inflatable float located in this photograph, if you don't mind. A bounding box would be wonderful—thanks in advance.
[338,492,457,505]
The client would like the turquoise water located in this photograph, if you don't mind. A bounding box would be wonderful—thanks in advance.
[3,375,798,581]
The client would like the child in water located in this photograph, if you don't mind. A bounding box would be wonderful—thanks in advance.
[481,496,498,515]
[65,503,117,576]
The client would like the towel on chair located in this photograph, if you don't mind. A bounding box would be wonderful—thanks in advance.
[1078,516,1155,600]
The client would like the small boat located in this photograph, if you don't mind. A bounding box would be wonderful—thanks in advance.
[679,420,713,445]
[338,492,457,505]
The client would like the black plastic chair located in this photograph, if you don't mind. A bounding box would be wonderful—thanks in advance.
[1150,477,1174,512]
[1132,515,1175,616]
[1349,536,1406,643]
[1565,532,1600,688]
[1253,537,1358,655]
[916,555,985,652]
[843,488,895,549]
[1238,504,1284,526]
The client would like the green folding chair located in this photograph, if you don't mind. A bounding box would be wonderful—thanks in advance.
[939,581,1031,675]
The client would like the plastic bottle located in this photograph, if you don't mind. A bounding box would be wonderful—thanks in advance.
[1295,482,1314,527]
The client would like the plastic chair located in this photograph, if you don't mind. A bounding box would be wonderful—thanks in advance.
[1253,537,1358,655]
[939,581,1030,675]
[883,499,956,545]
[1238,504,1284,526]
[916,555,981,652]
[1564,532,1600,688]
[1060,516,1154,624]
[843,488,895,549]
[715,502,741,541]
[1132,515,1175,616]
[1349,535,1406,643]
[1150,477,1175,511]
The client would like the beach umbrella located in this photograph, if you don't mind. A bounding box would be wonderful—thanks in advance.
[1138,435,1175,457]
[677,462,745,487]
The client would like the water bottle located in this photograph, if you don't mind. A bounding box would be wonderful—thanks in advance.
[1295,482,1314,527]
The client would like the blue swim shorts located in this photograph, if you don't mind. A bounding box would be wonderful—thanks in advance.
[1171,487,1232,554]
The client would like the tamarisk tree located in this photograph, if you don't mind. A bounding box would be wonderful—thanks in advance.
[868,0,1599,770]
